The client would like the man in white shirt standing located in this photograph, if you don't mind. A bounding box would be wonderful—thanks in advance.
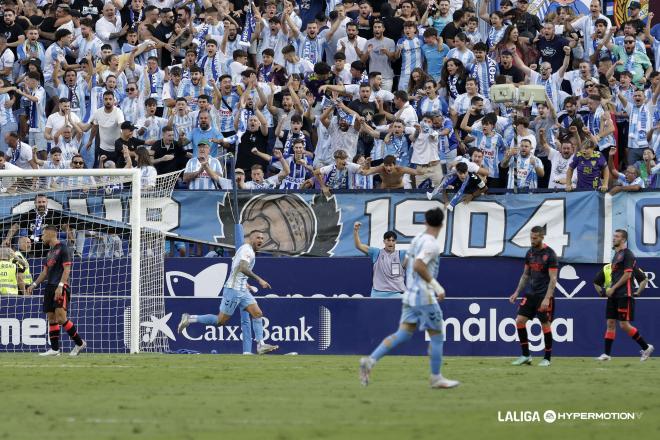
[337,22,367,65]
[410,113,443,188]
[382,90,418,127]
[45,98,82,146]
[95,3,127,53]
[0,36,15,83]
[80,91,125,165]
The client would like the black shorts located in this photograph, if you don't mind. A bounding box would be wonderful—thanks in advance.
[606,296,635,321]
[518,295,554,323]
[43,284,70,313]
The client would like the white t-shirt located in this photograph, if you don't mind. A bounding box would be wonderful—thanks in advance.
[46,112,82,137]
[0,48,14,77]
[547,148,576,189]
[90,107,125,152]
[140,166,157,189]
[336,36,368,65]
[8,142,33,169]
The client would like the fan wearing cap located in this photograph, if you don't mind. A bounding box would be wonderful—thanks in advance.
[114,121,146,169]
[183,140,229,190]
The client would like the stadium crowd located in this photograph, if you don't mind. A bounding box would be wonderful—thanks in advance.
[0,0,658,196]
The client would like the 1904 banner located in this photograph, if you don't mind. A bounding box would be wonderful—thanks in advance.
[169,191,660,263]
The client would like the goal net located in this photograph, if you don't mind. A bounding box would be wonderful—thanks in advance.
[0,168,180,354]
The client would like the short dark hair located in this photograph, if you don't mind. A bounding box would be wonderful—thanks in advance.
[383,231,397,241]
[473,42,488,52]
[393,90,408,101]
[531,226,546,235]
[350,61,365,72]
[425,208,444,228]
[383,155,396,165]
[615,229,628,240]
[43,225,58,233]
[55,29,72,41]
[314,62,331,75]
[455,162,468,173]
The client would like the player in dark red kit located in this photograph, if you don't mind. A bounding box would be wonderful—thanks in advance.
[27,225,86,356]
[595,229,654,362]
[509,226,558,367]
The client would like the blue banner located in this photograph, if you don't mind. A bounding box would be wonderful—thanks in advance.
[3,190,660,264]
[163,257,660,298]
[3,297,658,356]
[167,190,660,263]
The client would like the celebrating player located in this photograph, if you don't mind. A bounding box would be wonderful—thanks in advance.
[593,230,654,361]
[27,225,86,356]
[177,230,279,355]
[509,226,558,367]
[359,208,460,389]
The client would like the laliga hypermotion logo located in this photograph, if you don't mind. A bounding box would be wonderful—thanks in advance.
[165,263,229,297]
[215,193,342,256]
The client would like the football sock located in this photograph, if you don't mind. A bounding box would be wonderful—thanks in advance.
[240,310,252,353]
[429,333,444,375]
[517,323,530,357]
[627,327,649,350]
[252,317,264,343]
[63,320,83,346]
[48,323,60,351]
[194,314,218,325]
[370,328,413,361]
[604,330,615,355]
[542,326,552,361]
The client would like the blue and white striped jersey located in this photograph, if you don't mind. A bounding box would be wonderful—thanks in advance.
[397,36,424,84]
[224,243,255,292]
[402,232,441,307]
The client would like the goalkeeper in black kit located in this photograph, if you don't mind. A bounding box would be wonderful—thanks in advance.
[27,225,86,356]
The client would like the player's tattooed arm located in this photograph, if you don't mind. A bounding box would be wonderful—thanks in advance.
[540,269,558,311]
[238,260,271,289]
[509,266,530,303]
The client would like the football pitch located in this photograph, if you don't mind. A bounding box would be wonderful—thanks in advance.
[2,354,657,440]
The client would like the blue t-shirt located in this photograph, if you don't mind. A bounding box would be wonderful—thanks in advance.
[190,127,224,157]
[422,43,449,80]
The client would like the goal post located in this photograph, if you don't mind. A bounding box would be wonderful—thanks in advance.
[0,168,178,354]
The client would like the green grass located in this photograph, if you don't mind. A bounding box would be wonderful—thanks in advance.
[2,354,658,440]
